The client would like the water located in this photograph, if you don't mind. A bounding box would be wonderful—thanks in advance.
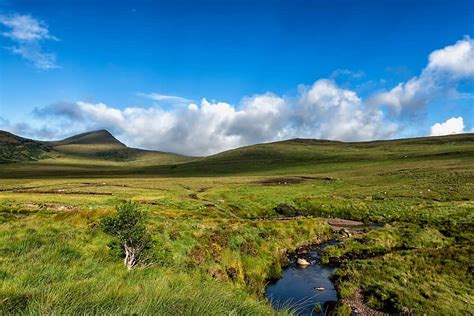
[265,240,338,315]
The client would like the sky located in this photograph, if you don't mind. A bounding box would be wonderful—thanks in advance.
[0,0,473,155]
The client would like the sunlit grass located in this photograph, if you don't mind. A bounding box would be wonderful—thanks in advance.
[0,134,473,314]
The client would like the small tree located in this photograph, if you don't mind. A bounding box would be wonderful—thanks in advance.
[101,202,152,270]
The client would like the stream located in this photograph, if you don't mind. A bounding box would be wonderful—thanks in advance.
[265,240,339,315]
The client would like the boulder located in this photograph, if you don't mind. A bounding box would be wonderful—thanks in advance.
[297,258,310,266]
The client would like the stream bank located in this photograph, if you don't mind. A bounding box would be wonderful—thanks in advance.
[265,220,386,315]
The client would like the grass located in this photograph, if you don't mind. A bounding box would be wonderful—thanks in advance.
[0,132,473,314]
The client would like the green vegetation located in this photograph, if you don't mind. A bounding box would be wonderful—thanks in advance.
[323,223,473,314]
[101,202,153,270]
[0,131,52,163]
[0,130,473,314]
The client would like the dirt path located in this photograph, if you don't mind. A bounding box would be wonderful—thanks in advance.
[327,218,364,227]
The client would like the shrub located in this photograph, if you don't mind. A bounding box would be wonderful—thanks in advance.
[101,202,152,270]
[273,203,301,217]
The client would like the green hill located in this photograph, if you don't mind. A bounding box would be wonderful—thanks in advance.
[0,131,53,163]
[0,130,192,172]
[146,133,474,176]
[42,130,135,161]
[1,130,473,177]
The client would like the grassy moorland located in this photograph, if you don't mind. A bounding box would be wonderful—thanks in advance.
[0,130,473,315]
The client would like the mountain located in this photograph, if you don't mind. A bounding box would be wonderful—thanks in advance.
[1,129,473,177]
[0,129,191,165]
[46,130,126,146]
[0,131,52,163]
[43,130,135,161]
[40,129,192,163]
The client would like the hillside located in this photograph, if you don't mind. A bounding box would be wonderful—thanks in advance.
[0,130,192,170]
[44,130,141,161]
[0,131,53,163]
[1,130,473,177]
[145,133,474,176]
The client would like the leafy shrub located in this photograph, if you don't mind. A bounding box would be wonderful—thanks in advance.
[101,202,152,269]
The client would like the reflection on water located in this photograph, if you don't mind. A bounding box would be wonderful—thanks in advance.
[265,241,338,315]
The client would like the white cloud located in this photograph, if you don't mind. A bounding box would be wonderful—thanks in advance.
[77,102,124,126]
[370,37,474,116]
[75,94,289,155]
[137,92,193,104]
[430,117,466,136]
[369,75,434,115]
[29,80,397,155]
[427,37,474,78]
[8,44,58,70]
[0,14,57,41]
[297,79,397,141]
[0,13,59,69]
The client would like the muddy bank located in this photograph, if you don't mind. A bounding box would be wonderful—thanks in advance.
[256,176,336,186]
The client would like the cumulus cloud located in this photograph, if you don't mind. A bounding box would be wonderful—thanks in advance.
[427,37,474,78]
[296,79,397,141]
[0,13,59,69]
[430,117,466,136]
[370,37,474,116]
[31,94,290,155]
[29,80,398,155]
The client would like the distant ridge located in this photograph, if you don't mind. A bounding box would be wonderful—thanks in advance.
[1,129,473,173]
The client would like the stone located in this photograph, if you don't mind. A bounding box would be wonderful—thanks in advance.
[340,228,352,237]
[297,258,310,266]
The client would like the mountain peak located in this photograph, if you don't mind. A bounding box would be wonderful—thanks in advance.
[56,130,126,147]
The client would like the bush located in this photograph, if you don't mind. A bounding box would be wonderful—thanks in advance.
[273,203,302,217]
[101,202,152,270]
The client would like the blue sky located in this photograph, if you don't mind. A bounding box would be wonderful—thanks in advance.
[0,0,473,155]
